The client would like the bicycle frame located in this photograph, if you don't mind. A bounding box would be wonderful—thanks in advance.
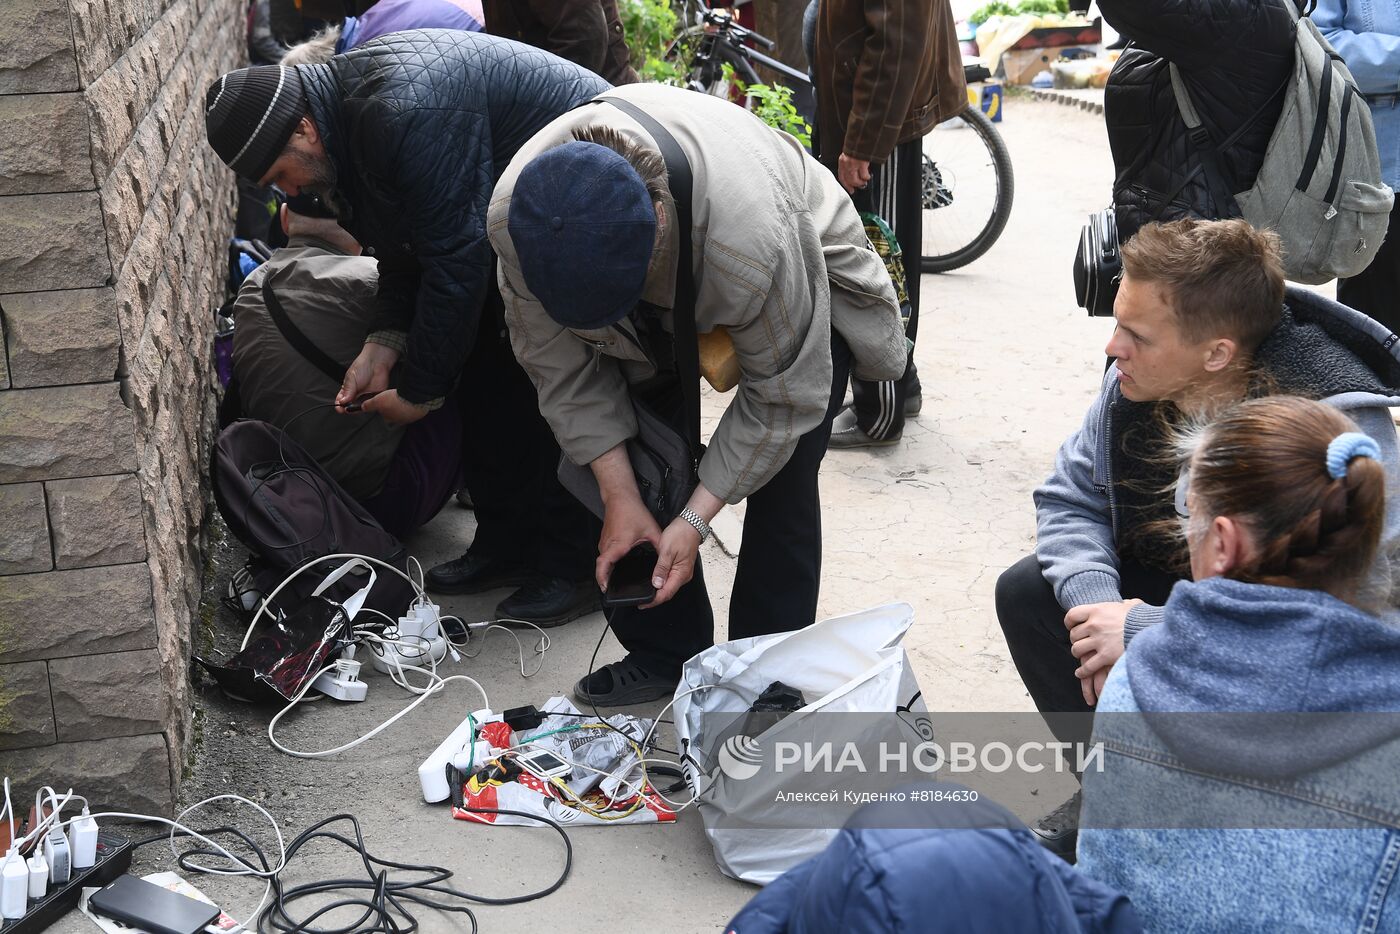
[687,8,811,91]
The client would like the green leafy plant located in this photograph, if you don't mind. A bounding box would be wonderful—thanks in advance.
[969,0,1066,22]
[721,64,812,148]
[744,82,813,148]
[618,0,690,85]
[969,1,1015,24]
[1015,0,1070,14]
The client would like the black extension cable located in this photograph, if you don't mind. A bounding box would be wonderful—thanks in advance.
[132,808,571,934]
[583,617,680,758]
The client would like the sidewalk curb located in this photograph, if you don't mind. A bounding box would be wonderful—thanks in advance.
[1029,87,1105,116]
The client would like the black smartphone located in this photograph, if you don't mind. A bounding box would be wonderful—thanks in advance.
[603,543,658,608]
[88,874,221,934]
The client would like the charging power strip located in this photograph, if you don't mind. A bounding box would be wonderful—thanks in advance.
[0,831,131,933]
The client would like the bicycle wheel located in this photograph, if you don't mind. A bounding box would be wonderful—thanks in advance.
[921,104,1015,274]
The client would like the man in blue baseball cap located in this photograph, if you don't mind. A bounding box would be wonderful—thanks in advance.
[488,83,909,706]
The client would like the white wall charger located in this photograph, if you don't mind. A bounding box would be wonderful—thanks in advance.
[69,807,98,869]
[26,852,47,900]
[43,826,70,884]
[1,847,28,919]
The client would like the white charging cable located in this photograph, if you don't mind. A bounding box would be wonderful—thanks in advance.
[240,553,429,651]
[268,661,490,759]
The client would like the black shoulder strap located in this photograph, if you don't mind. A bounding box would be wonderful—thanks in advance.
[599,96,702,468]
[261,272,348,387]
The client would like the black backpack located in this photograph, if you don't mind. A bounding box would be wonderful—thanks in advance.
[211,419,415,620]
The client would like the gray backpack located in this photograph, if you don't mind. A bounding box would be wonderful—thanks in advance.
[1169,1,1394,285]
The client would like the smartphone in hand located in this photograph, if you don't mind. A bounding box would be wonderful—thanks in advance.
[603,543,658,608]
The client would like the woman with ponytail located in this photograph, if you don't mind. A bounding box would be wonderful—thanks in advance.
[1078,396,1400,932]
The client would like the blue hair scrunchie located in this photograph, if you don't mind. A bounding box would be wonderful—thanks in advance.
[1326,432,1381,479]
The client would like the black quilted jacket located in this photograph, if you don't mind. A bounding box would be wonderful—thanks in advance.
[299,30,610,404]
[1102,0,1295,241]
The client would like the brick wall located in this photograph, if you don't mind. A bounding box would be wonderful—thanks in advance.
[0,0,242,814]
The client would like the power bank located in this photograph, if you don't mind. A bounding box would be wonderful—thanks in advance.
[88,874,221,934]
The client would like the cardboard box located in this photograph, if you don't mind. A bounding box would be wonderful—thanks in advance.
[1000,46,1059,85]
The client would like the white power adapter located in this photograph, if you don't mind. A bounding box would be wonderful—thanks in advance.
[69,807,98,868]
[371,600,449,675]
[1,848,27,920]
[26,852,47,900]
[43,825,70,884]
[312,657,369,702]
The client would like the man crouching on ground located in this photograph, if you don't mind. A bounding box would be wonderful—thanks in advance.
[996,217,1400,859]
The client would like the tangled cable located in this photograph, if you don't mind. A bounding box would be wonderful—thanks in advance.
[134,808,571,934]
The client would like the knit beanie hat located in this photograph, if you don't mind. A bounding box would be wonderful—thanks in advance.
[508,141,657,331]
[205,65,307,182]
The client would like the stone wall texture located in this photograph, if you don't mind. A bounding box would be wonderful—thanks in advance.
[0,0,240,814]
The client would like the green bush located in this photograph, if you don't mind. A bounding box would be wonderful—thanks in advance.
[618,0,689,85]
[741,80,813,148]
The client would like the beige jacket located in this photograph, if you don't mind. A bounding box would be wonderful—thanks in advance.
[488,83,906,504]
[232,236,406,500]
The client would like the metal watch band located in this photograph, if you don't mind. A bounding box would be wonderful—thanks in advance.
[679,507,711,543]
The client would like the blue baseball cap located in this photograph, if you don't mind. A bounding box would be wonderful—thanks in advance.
[508,141,657,330]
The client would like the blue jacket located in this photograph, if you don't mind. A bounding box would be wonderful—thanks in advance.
[1079,577,1400,933]
[1314,0,1400,189]
[728,792,1142,934]
[1034,285,1400,643]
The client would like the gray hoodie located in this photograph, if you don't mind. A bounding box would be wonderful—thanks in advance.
[1034,285,1400,643]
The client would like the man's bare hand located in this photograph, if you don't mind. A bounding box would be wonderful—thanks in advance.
[644,519,700,608]
[336,343,399,410]
[1066,600,1140,677]
[1081,666,1112,707]
[597,495,663,594]
[838,153,872,193]
[359,388,429,426]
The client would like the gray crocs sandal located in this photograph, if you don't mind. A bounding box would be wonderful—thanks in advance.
[573,658,676,707]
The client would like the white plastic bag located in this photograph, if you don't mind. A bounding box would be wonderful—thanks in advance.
[674,603,925,884]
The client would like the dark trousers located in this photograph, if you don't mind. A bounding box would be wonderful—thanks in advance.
[850,137,924,439]
[606,335,855,679]
[457,298,595,582]
[1338,203,1400,334]
[995,554,1178,749]
[362,398,462,539]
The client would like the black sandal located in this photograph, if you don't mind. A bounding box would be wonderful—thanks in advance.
[573,657,676,707]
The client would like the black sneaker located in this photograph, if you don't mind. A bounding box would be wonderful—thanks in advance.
[1032,790,1082,863]
[496,576,600,628]
[425,551,530,595]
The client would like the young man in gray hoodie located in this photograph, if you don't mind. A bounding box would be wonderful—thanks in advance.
[996,217,1400,858]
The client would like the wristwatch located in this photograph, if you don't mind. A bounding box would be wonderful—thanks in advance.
[678,507,712,543]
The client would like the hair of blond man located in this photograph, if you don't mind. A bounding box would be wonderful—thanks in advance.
[280,23,342,67]
[1180,395,1385,605]
[570,124,670,204]
[1121,218,1286,354]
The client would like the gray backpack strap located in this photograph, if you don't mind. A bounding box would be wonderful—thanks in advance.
[1168,64,1204,130]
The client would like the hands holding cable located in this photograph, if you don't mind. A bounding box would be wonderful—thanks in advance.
[335,341,429,425]
[1065,599,1141,706]
[591,444,721,608]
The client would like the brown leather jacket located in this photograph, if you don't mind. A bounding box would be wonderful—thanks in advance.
[813,0,967,168]
[482,0,638,85]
